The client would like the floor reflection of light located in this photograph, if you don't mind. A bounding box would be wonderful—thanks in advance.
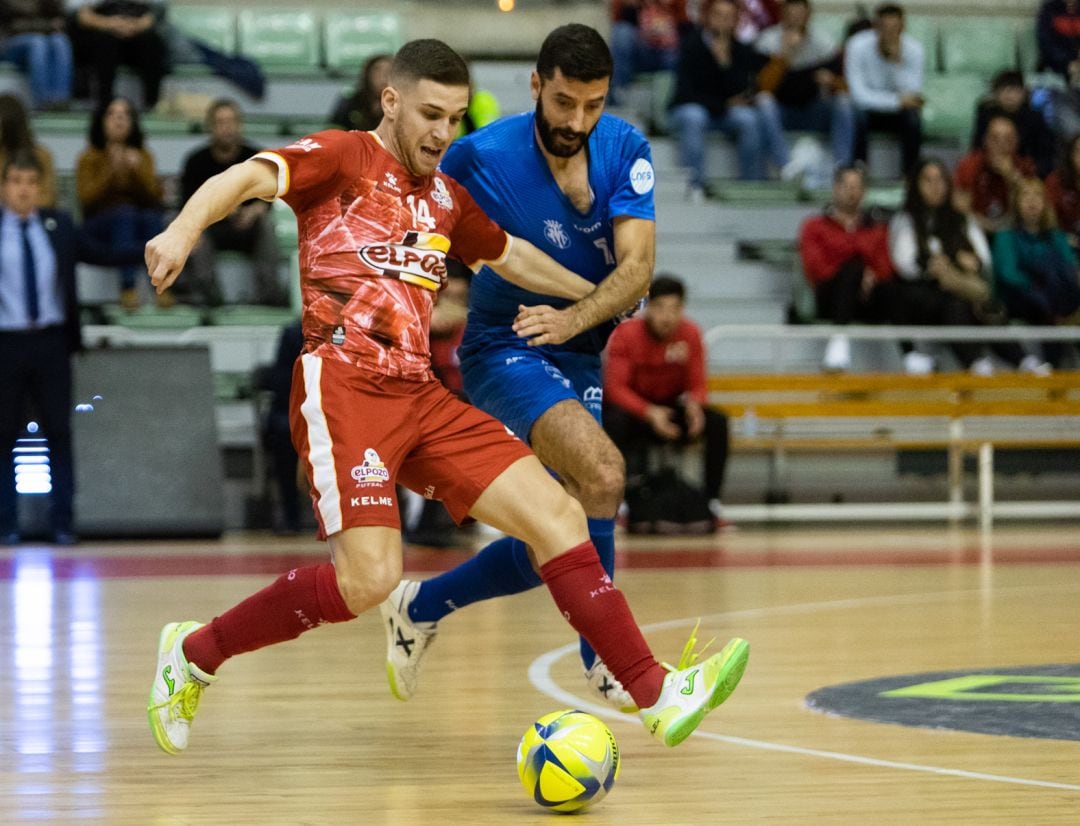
[68,578,105,769]
[9,556,106,821]
[13,557,55,765]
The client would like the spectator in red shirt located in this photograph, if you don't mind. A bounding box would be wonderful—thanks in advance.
[953,115,1037,236]
[798,164,900,371]
[1045,132,1080,247]
[1037,0,1080,81]
[603,275,729,521]
[609,0,689,105]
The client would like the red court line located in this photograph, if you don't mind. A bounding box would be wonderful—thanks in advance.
[2,544,1080,580]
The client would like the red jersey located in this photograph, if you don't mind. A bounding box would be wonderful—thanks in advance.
[798,209,894,286]
[953,150,1037,223]
[255,130,510,382]
[604,316,707,420]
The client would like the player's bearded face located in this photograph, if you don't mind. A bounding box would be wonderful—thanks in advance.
[533,71,608,158]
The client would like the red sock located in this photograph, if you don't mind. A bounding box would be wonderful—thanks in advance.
[540,542,665,709]
[182,562,355,674]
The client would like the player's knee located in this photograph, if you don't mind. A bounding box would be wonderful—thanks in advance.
[580,452,626,510]
[334,553,401,615]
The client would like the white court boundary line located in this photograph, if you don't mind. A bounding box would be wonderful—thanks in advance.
[527,586,1080,793]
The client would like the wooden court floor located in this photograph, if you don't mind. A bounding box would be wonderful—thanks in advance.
[1,524,1079,824]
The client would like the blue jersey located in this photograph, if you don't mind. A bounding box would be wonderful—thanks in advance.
[441,112,655,355]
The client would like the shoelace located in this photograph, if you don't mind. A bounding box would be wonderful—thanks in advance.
[150,680,205,722]
[661,618,716,673]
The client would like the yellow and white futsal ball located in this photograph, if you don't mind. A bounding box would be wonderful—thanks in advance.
[516,709,620,813]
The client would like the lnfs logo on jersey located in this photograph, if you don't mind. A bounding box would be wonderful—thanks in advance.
[285,137,322,153]
[352,448,390,487]
[543,219,571,250]
[629,158,655,195]
[431,176,453,210]
[383,171,399,192]
[359,231,450,291]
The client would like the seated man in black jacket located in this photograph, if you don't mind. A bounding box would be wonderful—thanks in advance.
[668,0,788,195]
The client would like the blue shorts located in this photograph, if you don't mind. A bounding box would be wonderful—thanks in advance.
[461,341,603,444]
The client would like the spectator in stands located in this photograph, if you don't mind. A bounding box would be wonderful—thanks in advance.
[971,71,1055,179]
[844,3,923,177]
[67,0,168,109]
[603,275,730,526]
[1037,0,1080,82]
[0,152,81,546]
[669,0,787,195]
[954,115,1037,237]
[993,177,1080,368]
[755,0,855,179]
[75,96,164,310]
[179,99,283,307]
[257,319,303,535]
[609,0,689,106]
[0,94,55,206]
[736,0,782,44]
[1045,133,1080,247]
[328,53,392,131]
[799,164,900,371]
[0,0,72,109]
[889,158,1032,375]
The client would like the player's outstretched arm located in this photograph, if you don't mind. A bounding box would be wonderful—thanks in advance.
[145,159,279,295]
[488,236,595,301]
[513,217,655,347]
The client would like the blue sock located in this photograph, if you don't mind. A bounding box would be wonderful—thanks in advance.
[579,517,616,670]
[408,535,541,624]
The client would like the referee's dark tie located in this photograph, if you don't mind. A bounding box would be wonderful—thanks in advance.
[20,218,39,323]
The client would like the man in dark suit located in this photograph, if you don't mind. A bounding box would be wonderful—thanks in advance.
[0,151,81,545]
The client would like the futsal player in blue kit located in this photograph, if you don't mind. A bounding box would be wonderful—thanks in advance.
[380,24,661,711]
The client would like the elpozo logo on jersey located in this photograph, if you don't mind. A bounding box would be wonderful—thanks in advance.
[359,231,449,291]
[629,158,655,195]
[351,448,390,486]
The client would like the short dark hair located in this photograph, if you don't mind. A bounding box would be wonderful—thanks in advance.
[205,97,241,127]
[875,3,905,19]
[833,163,866,184]
[3,149,42,180]
[649,275,685,302]
[89,96,144,150]
[991,70,1025,92]
[391,39,470,88]
[536,24,613,83]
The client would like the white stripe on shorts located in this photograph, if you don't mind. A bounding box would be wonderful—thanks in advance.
[300,353,342,535]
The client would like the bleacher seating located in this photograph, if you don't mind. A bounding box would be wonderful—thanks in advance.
[323,11,404,76]
[170,7,238,55]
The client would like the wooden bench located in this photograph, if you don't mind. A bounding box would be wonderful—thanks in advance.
[706,371,1080,525]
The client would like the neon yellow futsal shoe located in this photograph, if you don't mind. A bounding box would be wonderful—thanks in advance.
[147,621,216,754]
[639,635,749,747]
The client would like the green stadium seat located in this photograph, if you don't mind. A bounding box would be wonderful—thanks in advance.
[649,70,676,135]
[812,13,849,51]
[922,73,986,143]
[238,10,321,72]
[324,11,403,76]
[105,304,205,330]
[1016,19,1039,74]
[208,306,297,326]
[170,7,237,55]
[939,18,1017,76]
[904,16,938,74]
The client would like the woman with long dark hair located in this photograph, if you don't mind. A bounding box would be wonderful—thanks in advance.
[0,94,55,206]
[888,157,1028,374]
[75,96,164,310]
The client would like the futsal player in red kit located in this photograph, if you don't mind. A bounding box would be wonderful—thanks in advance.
[144,39,749,755]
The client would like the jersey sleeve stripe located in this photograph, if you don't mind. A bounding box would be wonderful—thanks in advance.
[463,232,513,273]
[252,151,290,198]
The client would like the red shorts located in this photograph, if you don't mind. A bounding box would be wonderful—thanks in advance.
[289,354,533,537]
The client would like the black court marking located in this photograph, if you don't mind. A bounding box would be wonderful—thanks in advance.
[806,664,1080,742]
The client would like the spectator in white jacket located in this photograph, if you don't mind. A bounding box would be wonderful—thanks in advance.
[844,3,923,176]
